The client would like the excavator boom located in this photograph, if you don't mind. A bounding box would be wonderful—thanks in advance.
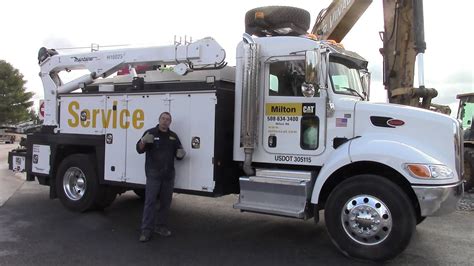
[380,0,437,108]
[311,0,372,42]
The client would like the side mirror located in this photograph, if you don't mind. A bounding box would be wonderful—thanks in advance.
[360,70,371,100]
[305,50,318,85]
[302,50,319,97]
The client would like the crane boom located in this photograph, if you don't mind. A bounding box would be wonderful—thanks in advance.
[38,37,226,127]
[311,0,372,42]
[380,0,437,108]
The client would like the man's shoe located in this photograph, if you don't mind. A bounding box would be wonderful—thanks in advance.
[139,231,152,242]
[154,227,172,237]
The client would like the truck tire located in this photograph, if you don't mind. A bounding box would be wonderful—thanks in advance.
[245,6,310,37]
[94,186,117,210]
[464,147,474,192]
[324,174,416,261]
[56,154,102,212]
[133,189,146,200]
[416,215,426,225]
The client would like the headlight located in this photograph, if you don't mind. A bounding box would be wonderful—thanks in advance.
[405,164,454,180]
[429,165,454,179]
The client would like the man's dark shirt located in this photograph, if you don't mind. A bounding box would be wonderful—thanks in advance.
[136,125,183,177]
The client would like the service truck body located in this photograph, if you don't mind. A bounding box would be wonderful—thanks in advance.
[8,8,464,261]
[20,68,240,196]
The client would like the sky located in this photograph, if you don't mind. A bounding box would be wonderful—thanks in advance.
[0,0,473,115]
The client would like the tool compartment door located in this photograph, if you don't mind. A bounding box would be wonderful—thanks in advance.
[170,92,216,192]
[103,95,128,182]
[125,94,170,184]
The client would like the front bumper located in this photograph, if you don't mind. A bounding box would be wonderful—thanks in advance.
[412,181,464,216]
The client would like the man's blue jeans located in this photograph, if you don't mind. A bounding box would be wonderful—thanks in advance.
[141,170,175,233]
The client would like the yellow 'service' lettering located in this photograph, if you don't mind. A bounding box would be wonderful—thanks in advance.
[120,109,130,129]
[112,101,118,129]
[133,109,144,129]
[67,101,144,129]
[68,101,79,127]
[101,109,112,128]
[92,109,99,128]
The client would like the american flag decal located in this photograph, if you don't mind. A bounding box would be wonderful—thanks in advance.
[336,118,348,127]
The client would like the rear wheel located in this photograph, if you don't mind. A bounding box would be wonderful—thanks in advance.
[324,174,416,261]
[464,147,474,192]
[56,154,102,212]
[95,186,117,209]
[133,189,146,200]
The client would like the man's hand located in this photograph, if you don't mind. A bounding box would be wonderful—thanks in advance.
[176,148,186,159]
[141,132,154,144]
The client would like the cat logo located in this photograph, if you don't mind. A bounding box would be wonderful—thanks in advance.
[302,103,316,116]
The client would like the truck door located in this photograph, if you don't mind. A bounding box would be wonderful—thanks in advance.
[262,56,326,164]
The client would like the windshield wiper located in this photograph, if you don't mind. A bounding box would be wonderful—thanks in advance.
[341,87,365,100]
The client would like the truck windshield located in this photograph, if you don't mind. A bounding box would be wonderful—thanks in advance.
[329,59,365,100]
[459,96,474,131]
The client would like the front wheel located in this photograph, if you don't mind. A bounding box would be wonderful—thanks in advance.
[324,175,416,261]
[56,154,102,212]
[416,215,427,225]
[464,147,474,192]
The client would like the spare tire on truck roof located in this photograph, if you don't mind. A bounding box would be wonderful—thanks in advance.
[245,6,311,37]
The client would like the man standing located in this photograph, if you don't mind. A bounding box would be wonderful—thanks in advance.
[136,112,186,242]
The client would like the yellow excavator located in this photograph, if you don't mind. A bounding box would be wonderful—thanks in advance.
[457,93,474,191]
[312,0,436,107]
[312,0,470,190]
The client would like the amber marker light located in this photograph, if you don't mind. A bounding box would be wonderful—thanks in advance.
[406,164,431,179]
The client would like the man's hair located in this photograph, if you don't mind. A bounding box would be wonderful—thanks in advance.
[159,112,172,120]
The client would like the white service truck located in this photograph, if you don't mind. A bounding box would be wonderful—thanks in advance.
[8,6,464,261]
[0,129,15,144]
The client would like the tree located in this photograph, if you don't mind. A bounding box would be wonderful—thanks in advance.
[0,60,34,125]
[28,108,41,124]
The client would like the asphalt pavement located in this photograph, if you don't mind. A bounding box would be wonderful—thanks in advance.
[0,143,473,265]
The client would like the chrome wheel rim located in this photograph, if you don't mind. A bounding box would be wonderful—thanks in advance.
[341,195,392,245]
[63,167,87,201]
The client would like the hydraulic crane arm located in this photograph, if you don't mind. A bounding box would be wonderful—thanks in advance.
[311,0,372,42]
[380,0,437,108]
[38,37,226,127]
[313,0,438,109]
